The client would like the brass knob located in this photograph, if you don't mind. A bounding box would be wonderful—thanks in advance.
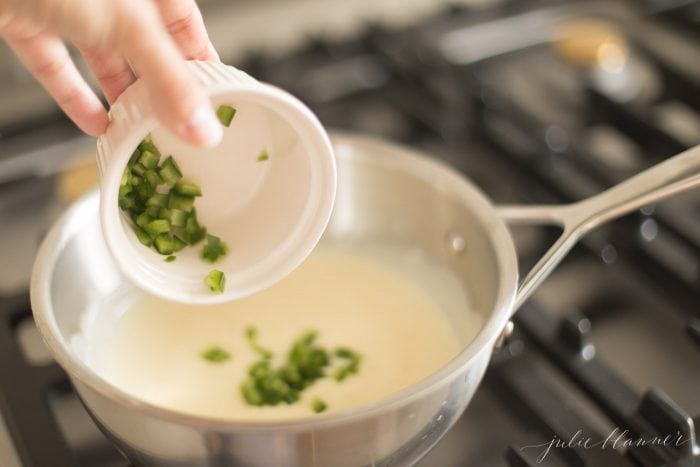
[552,19,629,72]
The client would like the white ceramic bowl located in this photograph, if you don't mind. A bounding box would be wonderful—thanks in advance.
[96,61,336,304]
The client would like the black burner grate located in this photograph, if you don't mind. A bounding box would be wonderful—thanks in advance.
[0,294,127,466]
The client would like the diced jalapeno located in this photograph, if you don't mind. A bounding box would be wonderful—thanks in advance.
[204,269,225,293]
[154,234,175,255]
[145,219,170,236]
[216,105,236,127]
[158,156,182,184]
[119,135,232,295]
[169,208,188,227]
[174,180,202,197]
[257,149,269,162]
[201,234,228,262]
[168,193,195,212]
[138,150,160,169]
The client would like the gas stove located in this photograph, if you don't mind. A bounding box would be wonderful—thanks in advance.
[0,1,699,466]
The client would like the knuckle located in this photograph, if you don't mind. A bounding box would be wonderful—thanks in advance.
[163,5,210,59]
[33,55,70,80]
[57,83,84,106]
[97,67,132,86]
[164,4,199,36]
[0,13,16,36]
[96,67,134,100]
[112,1,158,51]
[179,33,210,60]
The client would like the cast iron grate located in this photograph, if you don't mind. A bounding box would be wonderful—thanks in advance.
[0,294,128,466]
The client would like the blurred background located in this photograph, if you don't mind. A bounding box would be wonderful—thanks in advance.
[0,0,699,466]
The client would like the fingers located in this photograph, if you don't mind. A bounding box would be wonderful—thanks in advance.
[78,47,136,105]
[2,0,222,146]
[79,0,220,132]
[153,0,219,62]
[6,31,109,136]
[2,0,119,49]
[120,2,221,147]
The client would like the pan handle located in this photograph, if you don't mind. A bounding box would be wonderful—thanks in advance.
[496,144,700,315]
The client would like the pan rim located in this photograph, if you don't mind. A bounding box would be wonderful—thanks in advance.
[30,131,518,432]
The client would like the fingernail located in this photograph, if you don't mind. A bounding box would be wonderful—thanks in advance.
[181,105,223,148]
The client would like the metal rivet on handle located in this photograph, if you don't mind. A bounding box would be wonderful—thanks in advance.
[494,320,514,348]
[445,230,466,255]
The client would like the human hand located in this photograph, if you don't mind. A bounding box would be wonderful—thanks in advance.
[0,0,223,147]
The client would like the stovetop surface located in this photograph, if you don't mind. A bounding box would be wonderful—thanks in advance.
[0,1,699,466]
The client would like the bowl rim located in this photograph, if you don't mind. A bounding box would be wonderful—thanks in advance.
[98,70,337,305]
[30,131,518,432]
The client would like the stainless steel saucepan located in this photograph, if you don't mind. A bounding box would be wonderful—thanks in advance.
[30,133,700,466]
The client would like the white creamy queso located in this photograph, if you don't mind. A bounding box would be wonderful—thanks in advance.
[93,246,469,420]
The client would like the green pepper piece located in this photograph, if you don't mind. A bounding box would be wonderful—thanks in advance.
[216,105,236,127]
[257,149,269,162]
[154,234,175,255]
[205,269,225,293]
[168,193,195,212]
[144,219,170,236]
[138,150,160,170]
[312,398,327,413]
[159,156,182,184]
[174,180,202,197]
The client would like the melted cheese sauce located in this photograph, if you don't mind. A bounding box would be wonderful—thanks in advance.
[95,247,465,421]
